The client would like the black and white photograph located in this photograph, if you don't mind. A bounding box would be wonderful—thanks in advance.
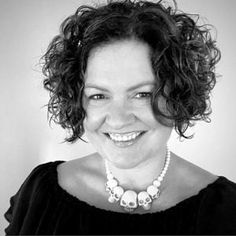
[1,0,236,234]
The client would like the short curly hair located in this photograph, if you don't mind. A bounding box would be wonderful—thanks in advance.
[42,0,221,143]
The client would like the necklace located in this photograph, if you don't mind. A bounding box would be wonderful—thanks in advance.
[104,146,171,212]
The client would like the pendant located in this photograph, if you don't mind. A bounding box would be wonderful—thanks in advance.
[137,191,152,210]
[120,190,138,212]
[104,147,170,212]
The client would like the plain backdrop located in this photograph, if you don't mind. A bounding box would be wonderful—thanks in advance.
[1,0,236,233]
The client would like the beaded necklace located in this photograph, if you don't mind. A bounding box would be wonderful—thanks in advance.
[104,147,171,212]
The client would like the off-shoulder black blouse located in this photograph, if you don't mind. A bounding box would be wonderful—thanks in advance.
[4,161,236,235]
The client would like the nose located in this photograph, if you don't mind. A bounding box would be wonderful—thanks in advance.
[105,101,136,130]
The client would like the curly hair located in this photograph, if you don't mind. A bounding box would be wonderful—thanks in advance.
[42,0,221,142]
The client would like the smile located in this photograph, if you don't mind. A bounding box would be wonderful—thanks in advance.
[105,131,146,147]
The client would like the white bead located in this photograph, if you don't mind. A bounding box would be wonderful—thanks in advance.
[160,172,165,178]
[161,171,166,177]
[107,173,114,180]
[147,185,158,194]
[108,196,116,203]
[153,180,161,187]
[157,176,163,182]
[106,179,118,188]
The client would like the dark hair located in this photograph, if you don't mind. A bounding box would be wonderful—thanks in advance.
[42,0,221,142]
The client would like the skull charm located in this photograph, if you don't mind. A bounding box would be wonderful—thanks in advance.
[137,191,152,210]
[120,190,138,212]
[109,186,124,202]
[105,178,118,192]
[147,185,160,200]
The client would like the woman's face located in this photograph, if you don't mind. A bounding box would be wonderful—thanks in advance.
[83,39,172,169]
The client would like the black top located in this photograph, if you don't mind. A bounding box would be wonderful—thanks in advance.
[4,161,236,235]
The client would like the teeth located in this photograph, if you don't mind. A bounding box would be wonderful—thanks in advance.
[108,132,142,142]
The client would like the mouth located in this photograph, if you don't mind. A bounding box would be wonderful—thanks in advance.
[104,131,146,148]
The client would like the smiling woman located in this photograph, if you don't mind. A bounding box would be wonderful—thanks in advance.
[82,40,172,169]
[4,0,236,235]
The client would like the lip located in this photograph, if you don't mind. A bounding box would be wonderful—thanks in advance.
[104,131,146,148]
[105,131,144,135]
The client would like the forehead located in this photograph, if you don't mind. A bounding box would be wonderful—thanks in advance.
[84,40,155,88]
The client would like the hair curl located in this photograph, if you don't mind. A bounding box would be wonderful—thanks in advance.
[42,0,221,142]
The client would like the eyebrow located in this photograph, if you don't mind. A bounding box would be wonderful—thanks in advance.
[84,81,155,92]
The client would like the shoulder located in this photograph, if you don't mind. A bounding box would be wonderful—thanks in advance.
[6,161,63,205]
[4,161,63,234]
[200,176,236,209]
[20,161,64,191]
[169,155,236,234]
[209,176,236,196]
[12,161,63,195]
[196,177,236,234]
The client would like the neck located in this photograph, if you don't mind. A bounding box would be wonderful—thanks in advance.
[105,146,168,191]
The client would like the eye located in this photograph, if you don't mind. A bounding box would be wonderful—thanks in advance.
[134,92,152,99]
[88,94,107,100]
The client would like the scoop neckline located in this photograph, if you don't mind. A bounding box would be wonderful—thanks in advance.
[51,160,223,216]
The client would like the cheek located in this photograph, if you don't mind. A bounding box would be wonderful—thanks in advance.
[141,109,173,136]
[83,108,105,132]
[151,96,175,127]
[139,107,161,127]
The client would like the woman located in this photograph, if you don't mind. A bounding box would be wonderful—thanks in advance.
[4,0,236,234]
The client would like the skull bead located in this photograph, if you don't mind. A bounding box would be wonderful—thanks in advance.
[105,178,118,192]
[120,190,138,212]
[147,185,160,199]
[137,191,152,210]
[110,186,124,201]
